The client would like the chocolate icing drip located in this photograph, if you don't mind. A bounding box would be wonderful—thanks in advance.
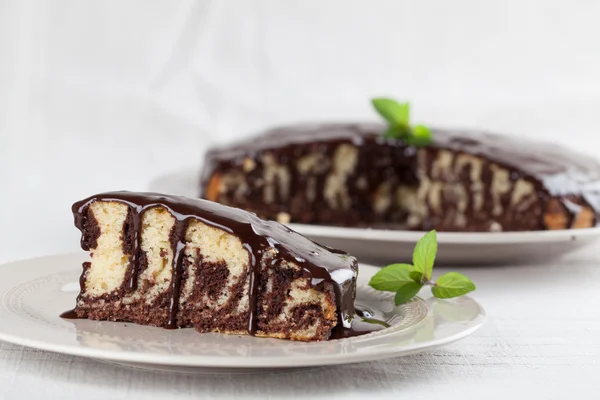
[121,208,139,292]
[167,223,188,329]
[75,207,100,251]
[59,309,79,319]
[127,208,142,291]
[71,191,358,336]
[245,243,259,335]
[79,261,91,292]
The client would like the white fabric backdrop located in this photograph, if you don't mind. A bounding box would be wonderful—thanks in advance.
[2,0,600,263]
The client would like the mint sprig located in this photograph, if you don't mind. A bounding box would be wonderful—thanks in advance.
[371,97,433,146]
[431,272,476,299]
[368,230,476,305]
[372,98,410,127]
[412,230,437,280]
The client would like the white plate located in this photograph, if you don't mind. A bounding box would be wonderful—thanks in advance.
[0,253,484,374]
[288,223,600,265]
[149,168,600,265]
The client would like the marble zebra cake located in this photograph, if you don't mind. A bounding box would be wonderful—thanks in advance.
[200,123,600,232]
[67,191,358,341]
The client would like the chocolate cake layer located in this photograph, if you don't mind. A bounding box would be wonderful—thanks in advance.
[200,123,600,231]
[69,191,358,341]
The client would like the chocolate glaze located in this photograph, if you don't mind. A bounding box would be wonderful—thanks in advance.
[121,209,141,292]
[59,309,79,319]
[71,191,358,337]
[201,123,600,230]
[330,307,387,339]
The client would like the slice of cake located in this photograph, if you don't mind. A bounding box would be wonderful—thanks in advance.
[200,123,600,231]
[68,191,358,341]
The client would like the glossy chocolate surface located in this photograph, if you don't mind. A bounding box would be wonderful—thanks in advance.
[206,123,600,196]
[201,123,600,230]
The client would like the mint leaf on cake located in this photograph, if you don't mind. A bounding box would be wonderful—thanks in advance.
[369,230,476,305]
[371,98,410,126]
[371,97,433,145]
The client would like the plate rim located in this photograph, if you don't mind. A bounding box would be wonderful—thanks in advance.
[288,223,600,244]
[0,253,486,368]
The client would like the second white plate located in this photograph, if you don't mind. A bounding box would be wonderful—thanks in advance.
[288,223,600,265]
[149,168,600,265]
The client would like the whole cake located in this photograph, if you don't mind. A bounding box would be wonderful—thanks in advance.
[66,191,358,341]
[200,123,600,231]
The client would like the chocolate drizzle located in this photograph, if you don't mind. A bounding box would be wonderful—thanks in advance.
[166,240,186,328]
[59,309,79,319]
[71,191,358,337]
[125,209,142,292]
[245,243,259,334]
[74,208,100,251]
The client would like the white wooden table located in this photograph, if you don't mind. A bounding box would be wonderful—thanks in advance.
[0,245,598,399]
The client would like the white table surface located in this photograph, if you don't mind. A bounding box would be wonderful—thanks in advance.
[0,245,599,400]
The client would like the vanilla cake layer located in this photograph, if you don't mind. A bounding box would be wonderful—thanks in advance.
[70,191,357,341]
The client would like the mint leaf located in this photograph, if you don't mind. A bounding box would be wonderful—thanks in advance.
[431,272,476,299]
[382,127,397,139]
[371,97,433,147]
[409,270,424,284]
[371,98,410,126]
[394,282,423,305]
[406,135,432,146]
[369,230,476,306]
[407,125,433,146]
[383,125,411,140]
[412,230,437,280]
[368,263,416,292]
